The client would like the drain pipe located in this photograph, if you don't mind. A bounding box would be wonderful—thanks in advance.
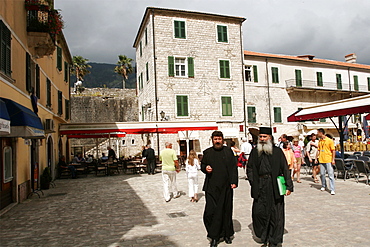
[265,58,272,127]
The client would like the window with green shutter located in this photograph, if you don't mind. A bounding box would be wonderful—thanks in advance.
[368,77,370,91]
[26,53,32,92]
[65,99,70,120]
[176,95,189,117]
[219,60,230,79]
[139,41,142,57]
[217,25,228,43]
[46,78,51,107]
[316,72,323,86]
[188,57,194,78]
[57,46,62,71]
[273,107,282,123]
[272,67,279,83]
[0,20,11,76]
[295,69,302,87]
[145,28,148,45]
[138,74,142,90]
[353,75,359,91]
[58,90,63,115]
[146,62,149,81]
[336,74,342,89]
[168,56,174,77]
[221,96,232,116]
[174,20,186,39]
[253,65,258,82]
[64,61,69,82]
[247,106,256,123]
[36,65,40,99]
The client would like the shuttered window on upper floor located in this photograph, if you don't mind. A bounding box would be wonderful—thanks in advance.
[271,67,279,83]
[221,96,232,116]
[336,74,342,90]
[247,106,256,123]
[58,90,63,115]
[316,72,323,86]
[0,20,11,76]
[46,78,51,107]
[274,107,282,123]
[295,69,302,87]
[217,25,228,43]
[174,20,186,39]
[219,60,230,79]
[57,46,62,71]
[168,56,194,78]
[176,95,189,117]
[353,75,359,91]
[253,65,258,82]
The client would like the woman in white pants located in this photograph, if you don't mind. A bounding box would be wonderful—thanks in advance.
[186,150,201,202]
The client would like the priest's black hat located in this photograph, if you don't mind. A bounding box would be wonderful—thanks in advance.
[259,126,272,135]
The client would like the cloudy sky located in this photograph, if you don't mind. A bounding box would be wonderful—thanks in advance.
[55,0,370,65]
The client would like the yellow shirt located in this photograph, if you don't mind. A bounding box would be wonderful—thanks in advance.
[318,137,335,163]
[159,148,178,171]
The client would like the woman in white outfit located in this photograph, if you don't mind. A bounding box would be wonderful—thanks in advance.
[185,150,201,202]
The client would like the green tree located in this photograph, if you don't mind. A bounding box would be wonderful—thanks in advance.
[114,55,133,89]
[72,55,92,82]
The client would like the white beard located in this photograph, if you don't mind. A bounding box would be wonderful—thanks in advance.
[257,139,273,156]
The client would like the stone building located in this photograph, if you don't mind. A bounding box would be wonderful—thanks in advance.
[243,51,370,141]
[0,0,72,209]
[133,7,246,155]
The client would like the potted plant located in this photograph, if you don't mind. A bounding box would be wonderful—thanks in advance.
[40,167,52,190]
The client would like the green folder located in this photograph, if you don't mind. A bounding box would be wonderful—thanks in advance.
[277,176,286,195]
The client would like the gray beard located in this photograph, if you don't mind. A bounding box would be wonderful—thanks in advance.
[257,139,273,157]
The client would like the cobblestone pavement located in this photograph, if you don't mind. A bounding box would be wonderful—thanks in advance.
[0,169,369,247]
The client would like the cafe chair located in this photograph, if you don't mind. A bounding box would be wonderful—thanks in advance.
[353,158,370,185]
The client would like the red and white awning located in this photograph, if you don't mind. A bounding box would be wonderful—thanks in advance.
[288,95,370,122]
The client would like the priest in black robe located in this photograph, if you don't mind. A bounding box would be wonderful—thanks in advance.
[247,127,293,247]
[201,131,238,247]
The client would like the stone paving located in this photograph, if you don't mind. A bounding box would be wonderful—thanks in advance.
[0,169,369,247]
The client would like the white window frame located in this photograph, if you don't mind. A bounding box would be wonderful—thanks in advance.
[216,24,229,44]
[174,56,188,78]
[244,65,252,82]
[220,95,233,117]
[122,139,126,147]
[173,18,187,40]
[131,138,136,146]
[3,146,13,183]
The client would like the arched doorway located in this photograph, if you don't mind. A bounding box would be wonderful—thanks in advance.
[46,136,54,179]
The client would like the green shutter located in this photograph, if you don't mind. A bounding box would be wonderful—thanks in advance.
[368,77,370,91]
[0,20,12,76]
[26,53,32,92]
[57,46,62,71]
[139,41,142,57]
[168,56,174,77]
[146,62,149,81]
[253,65,258,82]
[222,97,232,116]
[65,99,70,120]
[217,25,228,42]
[64,61,69,82]
[188,57,194,78]
[174,21,185,38]
[272,67,279,83]
[58,91,63,115]
[247,106,256,123]
[274,107,282,123]
[220,60,230,78]
[46,78,51,107]
[145,28,148,45]
[317,72,323,86]
[36,65,40,98]
[319,118,326,122]
[336,74,342,89]
[354,75,359,91]
[177,95,188,116]
[295,69,302,87]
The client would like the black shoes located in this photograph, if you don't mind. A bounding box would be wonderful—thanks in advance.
[210,239,218,247]
[224,237,232,244]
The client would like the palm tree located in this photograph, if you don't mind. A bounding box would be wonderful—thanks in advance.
[114,55,133,89]
[72,55,92,82]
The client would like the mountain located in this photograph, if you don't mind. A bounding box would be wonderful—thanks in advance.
[70,62,136,89]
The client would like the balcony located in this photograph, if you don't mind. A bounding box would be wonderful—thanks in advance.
[25,1,61,57]
[285,79,369,96]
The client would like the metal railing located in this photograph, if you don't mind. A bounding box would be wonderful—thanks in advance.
[285,79,369,92]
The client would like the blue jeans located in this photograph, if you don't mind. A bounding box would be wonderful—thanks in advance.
[320,163,335,191]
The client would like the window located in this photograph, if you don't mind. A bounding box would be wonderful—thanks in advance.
[138,73,142,90]
[174,20,186,39]
[46,78,51,107]
[64,61,69,82]
[0,20,11,76]
[65,99,70,120]
[141,72,143,86]
[3,146,12,183]
[273,107,282,123]
[319,118,326,122]
[139,41,142,57]
[368,77,370,91]
[353,75,359,91]
[168,56,194,78]
[36,65,40,98]
[122,139,126,146]
[176,95,189,117]
[146,62,149,81]
[253,65,258,82]
[219,60,230,79]
[336,74,342,89]
[221,96,232,116]
[131,138,136,145]
[217,25,228,43]
[26,53,32,92]
[247,106,256,123]
[295,69,302,87]
[56,46,62,71]
[244,66,251,81]
[58,90,63,115]
[271,67,279,83]
[145,28,148,45]
[316,72,323,86]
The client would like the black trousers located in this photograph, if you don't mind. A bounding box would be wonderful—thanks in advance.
[146,159,155,174]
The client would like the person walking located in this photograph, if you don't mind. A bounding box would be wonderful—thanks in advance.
[160,142,180,202]
[282,141,296,177]
[144,144,156,175]
[306,133,319,183]
[201,131,238,247]
[185,150,200,202]
[247,127,293,247]
[240,137,252,179]
[316,128,336,195]
[292,139,303,183]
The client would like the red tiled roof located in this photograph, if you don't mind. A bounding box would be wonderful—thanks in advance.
[244,50,370,70]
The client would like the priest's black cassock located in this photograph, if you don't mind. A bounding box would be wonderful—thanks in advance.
[247,145,293,246]
[201,145,238,240]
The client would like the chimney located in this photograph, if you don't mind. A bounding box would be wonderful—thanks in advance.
[345,53,357,63]
[297,55,315,60]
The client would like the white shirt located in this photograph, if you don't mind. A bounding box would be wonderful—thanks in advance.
[240,141,252,159]
[185,159,200,177]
